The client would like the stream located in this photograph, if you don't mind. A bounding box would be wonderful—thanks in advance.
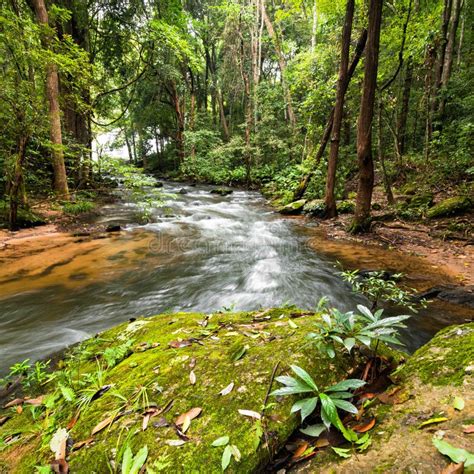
[0,182,472,375]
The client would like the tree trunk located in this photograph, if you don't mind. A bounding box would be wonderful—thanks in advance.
[396,59,412,155]
[292,28,367,201]
[377,99,394,204]
[456,0,466,67]
[438,0,462,116]
[31,0,69,199]
[351,0,383,233]
[262,0,296,127]
[171,81,185,164]
[324,0,354,218]
[9,135,29,230]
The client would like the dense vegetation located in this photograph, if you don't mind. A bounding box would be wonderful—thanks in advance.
[0,0,472,231]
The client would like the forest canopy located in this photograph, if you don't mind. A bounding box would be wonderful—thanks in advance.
[0,0,472,230]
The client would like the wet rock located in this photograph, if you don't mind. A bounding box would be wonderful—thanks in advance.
[278,199,307,215]
[154,181,164,188]
[427,196,472,219]
[105,224,122,232]
[210,188,233,196]
[178,188,188,194]
[416,285,474,308]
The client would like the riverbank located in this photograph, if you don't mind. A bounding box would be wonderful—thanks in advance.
[1,308,472,473]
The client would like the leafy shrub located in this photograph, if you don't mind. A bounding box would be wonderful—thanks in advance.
[62,200,95,215]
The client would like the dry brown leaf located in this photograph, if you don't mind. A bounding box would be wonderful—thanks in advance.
[238,409,261,420]
[72,438,94,451]
[91,415,115,435]
[16,405,23,414]
[24,396,45,406]
[189,357,196,369]
[292,442,309,459]
[441,462,464,474]
[142,413,151,431]
[463,424,474,434]
[4,398,23,408]
[67,410,81,430]
[175,407,202,426]
[169,339,192,349]
[353,418,376,433]
[189,371,196,385]
[51,458,69,474]
[219,382,234,396]
[315,438,330,448]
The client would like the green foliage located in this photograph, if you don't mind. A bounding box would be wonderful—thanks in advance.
[62,200,94,215]
[101,340,134,369]
[121,444,148,474]
[307,305,410,358]
[432,437,474,469]
[1,359,50,392]
[271,365,365,430]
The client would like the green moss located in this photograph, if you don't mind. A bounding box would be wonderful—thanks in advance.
[427,196,472,219]
[0,309,351,473]
[396,323,474,386]
[278,199,307,215]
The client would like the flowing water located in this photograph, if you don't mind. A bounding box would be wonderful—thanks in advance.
[0,182,471,375]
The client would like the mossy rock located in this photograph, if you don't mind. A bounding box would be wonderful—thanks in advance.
[427,196,472,219]
[210,188,233,196]
[0,309,352,473]
[336,200,355,214]
[296,323,474,474]
[302,199,325,216]
[278,199,307,215]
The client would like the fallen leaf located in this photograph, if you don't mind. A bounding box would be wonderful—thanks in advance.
[50,428,68,460]
[0,416,10,426]
[288,319,298,329]
[165,439,186,446]
[463,425,474,434]
[153,417,169,428]
[90,385,112,402]
[189,371,196,385]
[189,357,196,369]
[441,462,464,474]
[50,458,69,474]
[181,415,191,433]
[219,382,234,396]
[169,339,192,349]
[230,444,241,462]
[66,410,81,430]
[292,442,309,459]
[212,436,230,447]
[24,396,45,406]
[353,418,376,433]
[4,398,23,408]
[231,344,249,361]
[238,409,261,420]
[453,397,465,411]
[16,405,23,414]
[72,438,94,451]
[418,417,449,429]
[91,415,115,435]
[142,413,151,431]
[175,407,202,426]
[315,438,330,448]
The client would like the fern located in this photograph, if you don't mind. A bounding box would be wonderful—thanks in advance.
[102,340,134,368]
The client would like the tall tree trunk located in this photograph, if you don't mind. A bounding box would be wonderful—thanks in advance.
[324,0,354,218]
[9,135,29,230]
[438,0,462,116]
[396,59,412,155]
[351,0,383,233]
[456,0,466,67]
[31,0,69,199]
[171,81,185,164]
[423,45,436,161]
[262,0,296,127]
[292,28,367,201]
[377,99,394,204]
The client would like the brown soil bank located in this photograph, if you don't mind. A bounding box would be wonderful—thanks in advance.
[0,309,472,473]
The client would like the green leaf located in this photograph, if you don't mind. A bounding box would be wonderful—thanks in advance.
[453,396,464,411]
[230,445,241,462]
[291,397,318,421]
[212,436,230,447]
[356,335,372,347]
[288,319,298,329]
[332,399,358,414]
[319,393,340,429]
[271,384,314,396]
[121,445,133,474]
[418,417,449,429]
[275,375,299,386]
[129,446,148,474]
[299,424,326,437]
[290,365,319,391]
[328,379,366,392]
[343,337,356,352]
[332,447,352,458]
[58,384,75,402]
[231,344,248,362]
[222,445,232,471]
[432,438,474,467]
[357,305,376,321]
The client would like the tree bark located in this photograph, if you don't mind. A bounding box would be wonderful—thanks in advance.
[396,59,412,155]
[324,0,354,218]
[377,99,394,204]
[292,28,367,201]
[262,0,296,127]
[351,0,383,233]
[9,135,29,230]
[31,0,69,199]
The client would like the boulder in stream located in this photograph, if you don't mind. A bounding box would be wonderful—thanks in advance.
[210,188,233,196]
[278,199,307,215]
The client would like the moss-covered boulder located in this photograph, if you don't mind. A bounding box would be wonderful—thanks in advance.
[0,309,352,473]
[278,199,307,215]
[210,188,233,196]
[296,323,474,473]
[427,196,472,219]
[302,199,325,216]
